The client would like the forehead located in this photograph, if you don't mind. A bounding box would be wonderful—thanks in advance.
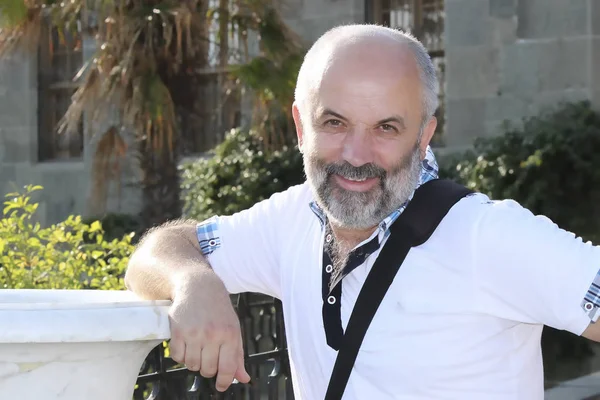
[309,40,423,124]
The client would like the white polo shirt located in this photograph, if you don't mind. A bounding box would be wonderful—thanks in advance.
[196,182,600,400]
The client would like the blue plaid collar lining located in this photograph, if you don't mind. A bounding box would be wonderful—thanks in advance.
[309,146,439,240]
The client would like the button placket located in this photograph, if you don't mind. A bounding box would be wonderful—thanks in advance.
[322,225,343,350]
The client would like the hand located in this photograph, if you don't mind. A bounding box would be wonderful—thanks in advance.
[167,274,251,392]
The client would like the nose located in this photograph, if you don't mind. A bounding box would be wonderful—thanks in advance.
[341,128,374,167]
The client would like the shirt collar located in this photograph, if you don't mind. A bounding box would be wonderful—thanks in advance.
[309,145,439,233]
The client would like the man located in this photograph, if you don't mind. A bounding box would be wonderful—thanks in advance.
[125,24,600,399]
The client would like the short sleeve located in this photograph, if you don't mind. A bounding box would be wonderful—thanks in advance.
[195,185,308,299]
[472,199,600,335]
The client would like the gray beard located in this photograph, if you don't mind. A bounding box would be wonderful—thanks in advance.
[304,144,423,231]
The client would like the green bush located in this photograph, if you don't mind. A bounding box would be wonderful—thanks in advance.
[440,101,600,376]
[0,185,134,289]
[180,128,305,221]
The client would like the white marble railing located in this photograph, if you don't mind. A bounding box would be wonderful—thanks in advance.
[0,289,171,400]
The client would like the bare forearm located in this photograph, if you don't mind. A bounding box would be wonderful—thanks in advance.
[124,222,224,300]
[125,220,249,391]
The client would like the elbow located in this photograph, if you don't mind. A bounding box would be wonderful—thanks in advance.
[121,222,197,298]
[123,230,157,294]
[123,251,160,299]
[124,262,134,290]
[123,251,140,292]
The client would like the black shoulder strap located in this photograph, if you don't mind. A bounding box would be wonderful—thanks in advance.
[324,179,473,400]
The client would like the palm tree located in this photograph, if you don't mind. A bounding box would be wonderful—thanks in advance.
[0,0,304,230]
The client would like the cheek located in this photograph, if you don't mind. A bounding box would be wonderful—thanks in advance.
[307,131,345,161]
[371,140,399,167]
[373,140,414,171]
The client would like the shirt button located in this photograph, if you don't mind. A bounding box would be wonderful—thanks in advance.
[326,234,333,243]
[325,264,333,273]
[585,302,594,311]
[208,239,217,247]
[327,295,336,305]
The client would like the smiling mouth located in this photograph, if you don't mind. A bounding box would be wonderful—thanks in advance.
[333,175,379,192]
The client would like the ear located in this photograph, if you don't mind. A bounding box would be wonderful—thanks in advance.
[292,102,304,152]
[419,116,437,159]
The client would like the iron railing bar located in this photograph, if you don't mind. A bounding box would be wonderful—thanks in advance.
[136,349,287,381]
[134,293,293,399]
[247,349,288,363]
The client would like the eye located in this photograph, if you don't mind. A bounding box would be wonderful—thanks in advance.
[379,123,398,133]
[324,119,343,127]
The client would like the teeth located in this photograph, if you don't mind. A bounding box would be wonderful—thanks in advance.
[347,177,367,182]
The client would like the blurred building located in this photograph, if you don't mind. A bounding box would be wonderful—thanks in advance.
[0,0,599,224]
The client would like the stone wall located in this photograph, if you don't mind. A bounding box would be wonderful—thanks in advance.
[280,0,365,45]
[0,38,142,226]
[592,0,600,110]
[0,48,88,226]
[444,0,600,148]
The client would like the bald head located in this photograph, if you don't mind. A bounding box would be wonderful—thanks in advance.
[294,24,439,126]
[292,25,441,231]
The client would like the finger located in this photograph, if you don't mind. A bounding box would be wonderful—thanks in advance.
[215,343,240,392]
[234,346,251,384]
[200,344,219,378]
[168,314,186,365]
[169,337,186,365]
[183,340,202,372]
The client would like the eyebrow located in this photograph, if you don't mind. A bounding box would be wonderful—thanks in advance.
[318,108,406,130]
[377,115,406,131]
[319,108,348,121]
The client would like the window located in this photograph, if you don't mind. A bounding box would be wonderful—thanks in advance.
[37,20,84,161]
[367,0,446,138]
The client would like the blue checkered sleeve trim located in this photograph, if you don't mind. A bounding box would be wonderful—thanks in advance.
[582,271,600,322]
[420,146,438,185]
[196,216,222,256]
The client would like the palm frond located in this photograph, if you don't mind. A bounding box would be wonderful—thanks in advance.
[228,4,305,148]
[0,0,43,57]
[0,0,306,223]
[57,1,197,163]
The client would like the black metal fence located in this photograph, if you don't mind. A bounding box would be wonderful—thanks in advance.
[133,293,294,399]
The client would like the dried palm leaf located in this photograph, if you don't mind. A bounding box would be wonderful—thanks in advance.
[0,0,305,224]
[0,0,42,57]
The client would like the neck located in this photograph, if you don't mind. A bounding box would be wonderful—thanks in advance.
[330,223,377,249]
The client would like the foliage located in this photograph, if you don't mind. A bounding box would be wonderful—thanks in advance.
[229,7,305,149]
[0,0,304,229]
[0,0,302,148]
[439,101,600,243]
[180,128,305,221]
[0,0,41,55]
[0,185,134,289]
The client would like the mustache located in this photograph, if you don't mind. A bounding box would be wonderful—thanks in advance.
[324,161,387,180]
